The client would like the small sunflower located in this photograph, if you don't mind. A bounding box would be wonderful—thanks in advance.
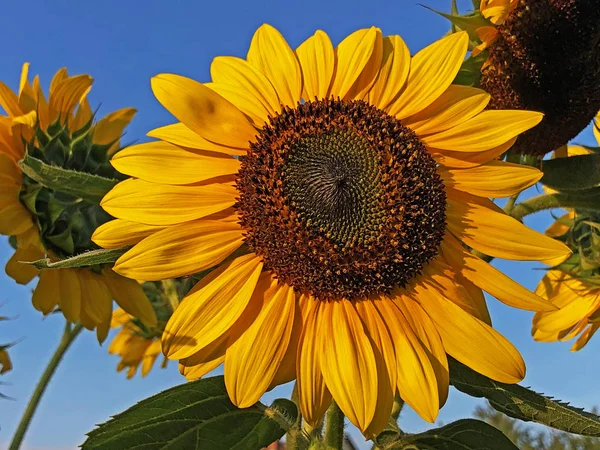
[0,64,156,341]
[471,0,600,156]
[532,114,600,351]
[109,308,167,379]
[108,280,181,378]
[96,25,571,436]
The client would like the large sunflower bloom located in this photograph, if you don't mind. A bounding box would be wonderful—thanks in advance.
[532,112,600,351]
[0,64,156,341]
[472,0,600,156]
[95,26,571,435]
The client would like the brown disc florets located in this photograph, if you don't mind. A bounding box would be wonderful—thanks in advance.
[236,99,446,301]
[481,0,600,156]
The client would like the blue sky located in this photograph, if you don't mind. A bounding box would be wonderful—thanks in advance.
[1,0,599,448]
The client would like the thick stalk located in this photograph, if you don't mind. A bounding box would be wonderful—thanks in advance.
[324,401,344,450]
[9,322,83,450]
[511,192,570,221]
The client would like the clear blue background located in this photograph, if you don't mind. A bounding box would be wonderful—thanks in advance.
[1,0,598,448]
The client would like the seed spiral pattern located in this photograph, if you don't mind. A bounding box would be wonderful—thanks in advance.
[236,99,446,300]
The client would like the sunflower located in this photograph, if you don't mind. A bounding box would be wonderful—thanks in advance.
[0,64,156,341]
[532,112,600,351]
[95,25,571,436]
[109,308,167,379]
[470,0,600,156]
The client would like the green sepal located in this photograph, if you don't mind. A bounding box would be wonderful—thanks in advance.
[19,153,118,204]
[82,376,296,450]
[450,359,600,436]
[374,419,517,449]
[472,0,481,9]
[541,154,600,191]
[454,52,487,87]
[24,247,128,269]
[421,5,488,42]
[45,226,75,255]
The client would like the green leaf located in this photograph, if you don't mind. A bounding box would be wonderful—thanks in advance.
[454,52,487,87]
[82,376,296,450]
[375,419,517,449]
[19,153,118,203]
[24,247,128,269]
[450,359,600,436]
[541,154,600,191]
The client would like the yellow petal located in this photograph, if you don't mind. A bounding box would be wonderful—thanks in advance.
[32,269,59,314]
[392,294,449,407]
[163,253,264,360]
[297,300,332,427]
[441,160,542,198]
[94,108,137,154]
[571,324,600,351]
[404,85,490,136]
[147,123,247,156]
[367,35,411,110]
[71,98,93,131]
[31,75,49,130]
[210,56,280,116]
[268,299,303,389]
[420,259,492,323]
[545,211,574,238]
[58,269,82,323]
[92,219,165,249]
[0,81,22,117]
[319,300,378,433]
[388,32,469,119]
[0,152,21,182]
[374,298,440,423]
[0,204,34,236]
[446,190,572,265]
[18,62,36,112]
[593,113,600,146]
[206,82,270,127]
[114,220,243,280]
[180,355,225,380]
[247,24,302,108]
[415,281,525,383]
[101,178,237,226]
[330,27,379,100]
[441,234,557,312]
[344,28,383,101]
[225,282,296,408]
[103,269,157,328]
[296,31,335,101]
[48,75,93,121]
[421,110,543,152]
[79,270,112,324]
[5,246,42,285]
[355,299,397,437]
[533,290,600,334]
[0,350,11,374]
[111,141,240,185]
[432,137,517,169]
[151,74,256,148]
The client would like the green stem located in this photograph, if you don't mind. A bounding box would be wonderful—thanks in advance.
[9,322,83,450]
[509,192,591,222]
[391,395,404,423]
[286,383,304,450]
[324,401,344,450]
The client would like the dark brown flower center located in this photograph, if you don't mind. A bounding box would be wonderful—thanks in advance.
[235,99,446,300]
[481,0,600,156]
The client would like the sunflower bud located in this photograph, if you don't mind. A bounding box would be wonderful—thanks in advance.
[19,117,118,258]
